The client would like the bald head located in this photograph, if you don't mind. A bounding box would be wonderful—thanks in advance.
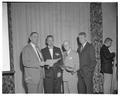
[63,40,71,51]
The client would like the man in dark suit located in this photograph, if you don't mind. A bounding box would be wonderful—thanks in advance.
[41,35,63,93]
[77,32,96,93]
[100,37,115,94]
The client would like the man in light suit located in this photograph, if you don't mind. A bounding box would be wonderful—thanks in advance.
[62,41,79,93]
[77,32,96,93]
[41,35,63,93]
[22,32,44,93]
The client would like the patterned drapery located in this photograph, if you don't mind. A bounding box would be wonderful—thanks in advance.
[90,3,104,93]
[2,72,15,93]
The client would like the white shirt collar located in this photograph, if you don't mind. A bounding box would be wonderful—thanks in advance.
[48,45,53,49]
[82,41,87,48]
[30,42,36,49]
[48,46,53,59]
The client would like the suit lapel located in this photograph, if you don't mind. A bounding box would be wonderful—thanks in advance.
[29,44,39,62]
[53,46,56,59]
[46,47,52,59]
[68,50,72,58]
[80,42,89,53]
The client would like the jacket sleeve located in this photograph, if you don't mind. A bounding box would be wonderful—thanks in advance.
[102,47,115,60]
[53,48,63,70]
[22,47,39,68]
[58,48,63,66]
[40,49,45,61]
[73,52,79,72]
[89,44,96,72]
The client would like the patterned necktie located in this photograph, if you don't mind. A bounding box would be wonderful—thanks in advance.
[81,45,83,52]
[64,52,68,58]
[36,47,42,61]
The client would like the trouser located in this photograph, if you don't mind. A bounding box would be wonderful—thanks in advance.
[78,71,93,94]
[64,78,78,93]
[44,78,62,93]
[103,73,112,94]
[26,79,43,93]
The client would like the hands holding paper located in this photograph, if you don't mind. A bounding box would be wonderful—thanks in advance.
[61,64,74,71]
[65,66,74,72]
[39,62,45,66]
[45,58,61,67]
[61,65,75,75]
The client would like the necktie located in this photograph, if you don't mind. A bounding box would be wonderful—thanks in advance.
[36,47,42,61]
[81,45,83,52]
[66,52,68,57]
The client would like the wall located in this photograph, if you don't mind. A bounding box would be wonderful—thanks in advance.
[102,3,117,52]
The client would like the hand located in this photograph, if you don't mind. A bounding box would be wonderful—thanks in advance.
[52,58,61,64]
[65,66,74,72]
[40,62,45,66]
[112,52,115,57]
[49,61,54,67]
[71,71,75,75]
[57,72,61,78]
[60,66,65,71]
[113,56,117,65]
[45,60,53,66]
[45,58,61,67]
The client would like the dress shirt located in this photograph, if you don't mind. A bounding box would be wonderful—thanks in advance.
[81,41,87,51]
[48,47,53,59]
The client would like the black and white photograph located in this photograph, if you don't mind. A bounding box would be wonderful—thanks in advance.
[1,0,118,94]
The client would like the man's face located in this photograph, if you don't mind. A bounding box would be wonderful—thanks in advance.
[63,41,70,51]
[107,41,112,47]
[78,35,86,44]
[30,33,39,45]
[47,37,54,47]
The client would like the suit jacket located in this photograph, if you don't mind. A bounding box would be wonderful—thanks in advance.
[100,44,115,74]
[22,44,44,84]
[63,50,79,81]
[77,42,96,76]
[41,46,63,79]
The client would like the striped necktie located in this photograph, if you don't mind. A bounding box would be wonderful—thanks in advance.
[36,47,42,61]
[81,45,83,52]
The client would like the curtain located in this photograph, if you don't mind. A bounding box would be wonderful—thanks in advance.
[90,3,103,93]
[11,2,90,92]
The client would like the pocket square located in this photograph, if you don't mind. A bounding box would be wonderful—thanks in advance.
[25,77,32,81]
[55,53,60,56]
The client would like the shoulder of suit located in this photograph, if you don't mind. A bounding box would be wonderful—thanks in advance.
[54,46,61,50]
[54,46,61,51]
[22,44,31,52]
[101,45,107,50]
[88,43,94,47]
[71,50,78,55]
[41,46,61,51]
[41,46,48,51]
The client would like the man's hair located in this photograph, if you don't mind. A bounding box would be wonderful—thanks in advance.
[104,37,113,43]
[28,32,38,43]
[78,32,87,37]
[46,35,54,41]
[30,32,38,37]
